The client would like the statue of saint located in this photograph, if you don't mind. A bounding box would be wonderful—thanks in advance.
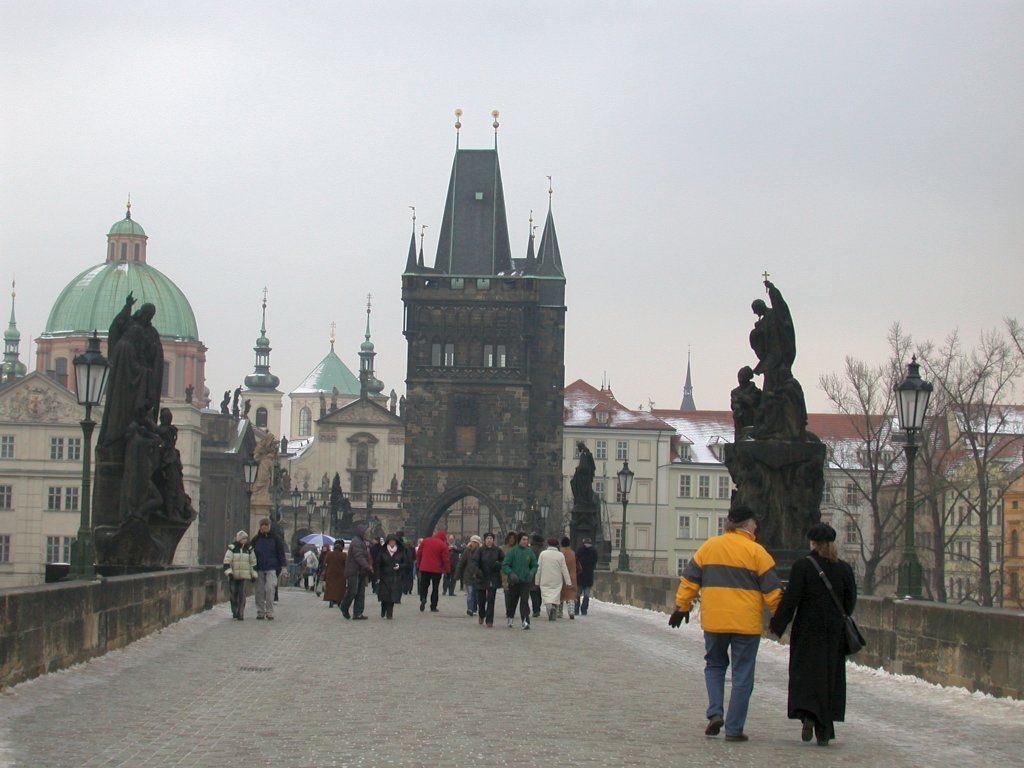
[155,408,195,521]
[749,280,796,394]
[231,386,242,419]
[184,384,194,404]
[730,366,762,441]
[250,432,277,505]
[570,442,597,507]
[97,293,163,460]
[220,391,230,415]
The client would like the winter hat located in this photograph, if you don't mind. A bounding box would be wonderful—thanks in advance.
[235,530,248,541]
[727,506,756,524]
[469,535,482,545]
[546,537,559,547]
[807,523,837,543]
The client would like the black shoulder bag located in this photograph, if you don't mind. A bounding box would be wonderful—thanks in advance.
[806,555,866,655]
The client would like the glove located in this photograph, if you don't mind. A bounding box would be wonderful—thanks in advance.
[668,609,690,628]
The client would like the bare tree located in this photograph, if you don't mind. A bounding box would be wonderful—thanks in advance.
[919,329,1022,607]
[818,324,911,594]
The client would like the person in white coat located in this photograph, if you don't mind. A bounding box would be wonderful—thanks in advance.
[535,537,573,621]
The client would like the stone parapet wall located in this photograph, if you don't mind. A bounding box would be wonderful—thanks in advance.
[0,566,226,690]
[593,570,1024,699]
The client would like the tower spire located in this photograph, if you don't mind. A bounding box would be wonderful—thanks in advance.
[418,224,427,267]
[680,347,696,411]
[244,288,279,391]
[405,206,418,273]
[492,109,500,149]
[125,194,132,219]
[329,321,336,350]
[359,293,380,400]
[364,293,372,341]
[454,108,462,150]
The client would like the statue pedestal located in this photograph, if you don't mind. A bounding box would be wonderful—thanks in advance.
[723,438,825,552]
[95,516,193,567]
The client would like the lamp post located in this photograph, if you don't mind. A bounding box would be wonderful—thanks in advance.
[290,488,301,539]
[513,504,525,532]
[242,456,259,535]
[617,460,635,572]
[895,356,933,599]
[540,504,550,538]
[69,332,109,580]
[305,495,315,532]
[318,504,328,534]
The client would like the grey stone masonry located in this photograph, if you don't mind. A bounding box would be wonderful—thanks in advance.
[1,587,1021,767]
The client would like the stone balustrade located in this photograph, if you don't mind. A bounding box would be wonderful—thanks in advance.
[0,566,226,690]
[593,570,1024,699]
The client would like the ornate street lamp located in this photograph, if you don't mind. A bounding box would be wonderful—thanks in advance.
[616,460,635,572]
[318,503,328,534]
[305,495,315,531]
[540,504,550,537]
[69,331,109,580]
[242,458,259,491]
[290,488,301,535]
[895,356,933,598]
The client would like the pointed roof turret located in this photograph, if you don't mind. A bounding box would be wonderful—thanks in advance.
[680,349,696,411]
[535,185,565,279]
[359,294,385,399]
[244,288,280,391]
[418,224,427,268]
[522,210,538,274]
[403,207,420,274]
[433,137,513,275]
[2,280,27,381]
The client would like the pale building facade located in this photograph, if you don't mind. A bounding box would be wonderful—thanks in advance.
[0,373,201,587]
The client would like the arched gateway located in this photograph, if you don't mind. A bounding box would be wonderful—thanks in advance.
[401,132,567,539]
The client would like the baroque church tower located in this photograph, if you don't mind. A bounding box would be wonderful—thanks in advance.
[401,112,566,535]
[242,289,283,434]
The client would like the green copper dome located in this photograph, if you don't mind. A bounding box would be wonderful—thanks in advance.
[43,261,199,342]
[108,216,146,237]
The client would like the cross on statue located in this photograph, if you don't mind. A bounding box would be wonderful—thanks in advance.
[762,270,770,282]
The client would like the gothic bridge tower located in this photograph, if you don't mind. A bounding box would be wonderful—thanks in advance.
[401,114,566,536]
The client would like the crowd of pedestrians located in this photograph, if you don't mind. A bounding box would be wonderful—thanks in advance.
[224,508,859,748]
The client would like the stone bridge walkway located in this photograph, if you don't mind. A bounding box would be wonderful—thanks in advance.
[1,588,1021,767]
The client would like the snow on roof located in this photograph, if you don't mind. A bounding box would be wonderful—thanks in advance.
[563,380,674,431]
[286,437,315,459]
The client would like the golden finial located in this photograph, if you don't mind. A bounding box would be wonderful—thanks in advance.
[329,321,336,348]
[420,223,428,246]
[491,109,500,130]
[262,286,268,306]
[366,292,372,313]
[126,194,132,219]
[409,205,416,228]
[454,108,463,131]
[547,175,553,197]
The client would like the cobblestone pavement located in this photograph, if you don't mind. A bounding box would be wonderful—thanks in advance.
[2,588,1022,768]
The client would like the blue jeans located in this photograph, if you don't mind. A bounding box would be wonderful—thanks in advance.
[466,584,477,613]
[704,632,760,737]
[575,586,592,614]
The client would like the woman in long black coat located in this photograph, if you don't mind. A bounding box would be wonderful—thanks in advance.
[375,534,406,619]
[770,522,857,746]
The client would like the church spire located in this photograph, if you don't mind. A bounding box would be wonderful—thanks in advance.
[404,206,418,273]
[680,349,696,411]
[244,288,280,391]
[359,293,383,400]
[3,280,26,381]
[418,224,427,268]
[535,179,565,279]
[523,210,537,274]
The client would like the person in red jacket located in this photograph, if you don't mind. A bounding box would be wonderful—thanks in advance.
[416,530,451,612]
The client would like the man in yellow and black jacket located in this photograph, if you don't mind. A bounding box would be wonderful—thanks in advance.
[669,506,782,743]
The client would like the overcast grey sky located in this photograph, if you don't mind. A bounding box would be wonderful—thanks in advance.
[2,1,1022,415]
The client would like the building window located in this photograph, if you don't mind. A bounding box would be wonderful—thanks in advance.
[0,534,8,563]
[845,521,858,545]
[1012,529,1019,558]
[54,357,68,388]
[613,526,621,548]
[717,476,731,500]
[133,243,141,261]
[64,487,80,512]
[595,440,607,460]
[67,438,82,461]
[616,440,628,461]
[255,407,268,428]
[496,345,506,368]
[594,480,605,500]
[845,481,857,507]
[120,242,127,260]
[677,514,691,539]
[298,407,312,437]
[50,438,64,460]
[47,487,62,511]
[678,444,691,461]
[676,557,688,577]
[678,475,691,498]
[698,475,710,499]
[484,345,494,367]
[431,343,442,367]
[46,535,74,563]
[444,343,455,367]
[162,361,170,397]
[717,516,725,535]
[0,435,13,458]
[595,409,609,424]
[109,242,115,260]
[0,485,10,510]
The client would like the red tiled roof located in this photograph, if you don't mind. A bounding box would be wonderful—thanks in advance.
[564,379,674,431]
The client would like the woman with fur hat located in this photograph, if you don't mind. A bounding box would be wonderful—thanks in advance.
[770,522,858,746]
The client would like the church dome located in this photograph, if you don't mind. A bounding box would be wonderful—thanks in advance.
[108,216,146,237]
[43,261,199,342]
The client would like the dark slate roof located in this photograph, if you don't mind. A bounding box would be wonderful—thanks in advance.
[433,149,513,276]
[534,206,564,278]
[403,230,418,274]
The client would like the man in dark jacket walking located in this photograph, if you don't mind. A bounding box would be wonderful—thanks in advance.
[340,524,374,620]
[474,532,504,627]
[251,518,287,620]
[443,534,462,596]
[416,530,451,612]
[575,538,599,615]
